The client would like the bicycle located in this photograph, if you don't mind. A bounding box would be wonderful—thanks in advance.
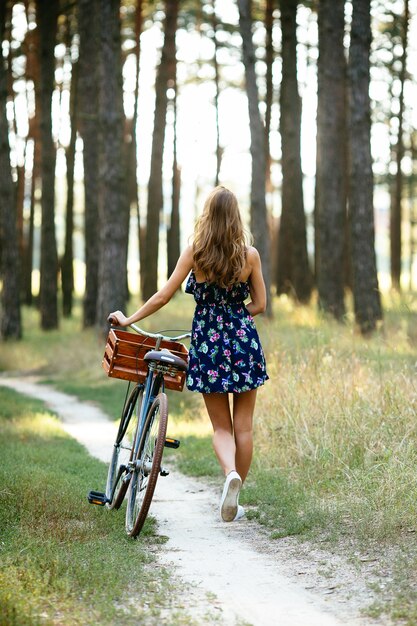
[88,321,190,538]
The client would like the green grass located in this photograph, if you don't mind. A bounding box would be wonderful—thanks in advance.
[0,386,196,626]
[1,293,417,622]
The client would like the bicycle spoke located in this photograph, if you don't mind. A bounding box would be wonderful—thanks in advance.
[105,386,143,509]
[125,393,168,537]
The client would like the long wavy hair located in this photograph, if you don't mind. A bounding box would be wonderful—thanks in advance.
[193,186,250,288]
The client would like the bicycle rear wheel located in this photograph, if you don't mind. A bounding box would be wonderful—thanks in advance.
[125,392,168,537]
[106,385,143,509]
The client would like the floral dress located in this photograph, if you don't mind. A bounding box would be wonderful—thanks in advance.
[185,272,269,394]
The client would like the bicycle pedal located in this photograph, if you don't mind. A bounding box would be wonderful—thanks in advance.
[164,437,180,449]
[87,490,110,506]
[160,467,170,477]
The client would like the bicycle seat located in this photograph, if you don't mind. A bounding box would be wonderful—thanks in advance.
[144,349,188,371]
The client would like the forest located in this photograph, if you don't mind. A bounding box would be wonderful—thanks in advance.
[0,0,415,338]
[2,3,417,623]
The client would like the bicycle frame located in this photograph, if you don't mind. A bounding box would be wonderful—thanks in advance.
[127,323,190,459]
[129,372,161,465]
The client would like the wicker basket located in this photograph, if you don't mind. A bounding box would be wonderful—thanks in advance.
[102,328,189,392]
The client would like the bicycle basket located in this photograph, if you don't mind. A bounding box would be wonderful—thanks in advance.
[102,328,189,392]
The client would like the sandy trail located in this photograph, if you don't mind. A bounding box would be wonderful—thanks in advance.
[1,377,385,626]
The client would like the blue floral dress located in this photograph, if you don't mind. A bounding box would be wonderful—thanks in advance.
[185,272,269,394]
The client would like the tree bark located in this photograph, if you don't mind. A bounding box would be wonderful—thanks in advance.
[211,0,222,186]
[390,0,409,291]
[264,0,274,194]
[5,31,24,310]
[129,0,144,296]
[277,0,312,303]
[78,0,100,327]
[37,0,59,330]
[167,85,180,279]
[0,0,22,339]
[142,0,179,301]
[316,0,347,319]
[237,0,271,315]
[22,168,36,306]
[95,0,129,334]
[409,134,416,291]
[348,0,382,333]
[16,161,25,285]
[22,2,39,306]
[61,54,78,318]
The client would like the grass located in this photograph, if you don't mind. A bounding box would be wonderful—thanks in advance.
[0,386,198,626]
[1,293,417,622]
[252,296,417,539]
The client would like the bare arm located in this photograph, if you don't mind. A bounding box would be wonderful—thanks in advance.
[109,246,194,326]
[246,247,267,316]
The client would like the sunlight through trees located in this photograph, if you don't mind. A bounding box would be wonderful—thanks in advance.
[1,0,416,338]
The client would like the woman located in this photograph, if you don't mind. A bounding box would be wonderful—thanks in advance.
[109,186,268,522]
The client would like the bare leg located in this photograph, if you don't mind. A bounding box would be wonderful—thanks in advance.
[233,389,257,482]
[203,393,236,476]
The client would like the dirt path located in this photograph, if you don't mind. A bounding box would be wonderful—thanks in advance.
[1,376,388,626]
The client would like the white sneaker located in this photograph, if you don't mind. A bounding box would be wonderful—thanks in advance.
[220,470,242,522]
[233,505,245,521]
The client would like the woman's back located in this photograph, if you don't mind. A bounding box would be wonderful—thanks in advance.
[185,271,250,306]
[192,245,256,287]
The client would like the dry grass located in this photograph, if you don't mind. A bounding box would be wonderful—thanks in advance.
[252,295,417,538]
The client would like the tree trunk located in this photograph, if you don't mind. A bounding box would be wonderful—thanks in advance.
[22,2,39,306]
[16,161,25,280]
[264,0,274,195]
[78,0,100,327]
[22,168,36,305]
[95,0,129,334]
[167,85,180,279]
[211,0,222,186]
[37,0,59,330]
[61,55,78,318]
[142,0,179,301]
[348,0,382,334]
[4,21,23,298]
[277,0,312,303]
[237,0,271,315]
[0,0,22,339]
[129,0,144,296]
[409,134,416,291]
[316,0,347,319]
[390,0,409,291]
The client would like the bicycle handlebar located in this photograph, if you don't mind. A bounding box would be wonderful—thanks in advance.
[107,316,191,342]
[130,323,191,342]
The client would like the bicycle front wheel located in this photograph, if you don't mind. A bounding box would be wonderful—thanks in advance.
[125,392,168,537]
[106,385,143,510]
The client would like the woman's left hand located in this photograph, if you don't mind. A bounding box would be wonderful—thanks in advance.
[108,310,129,326]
